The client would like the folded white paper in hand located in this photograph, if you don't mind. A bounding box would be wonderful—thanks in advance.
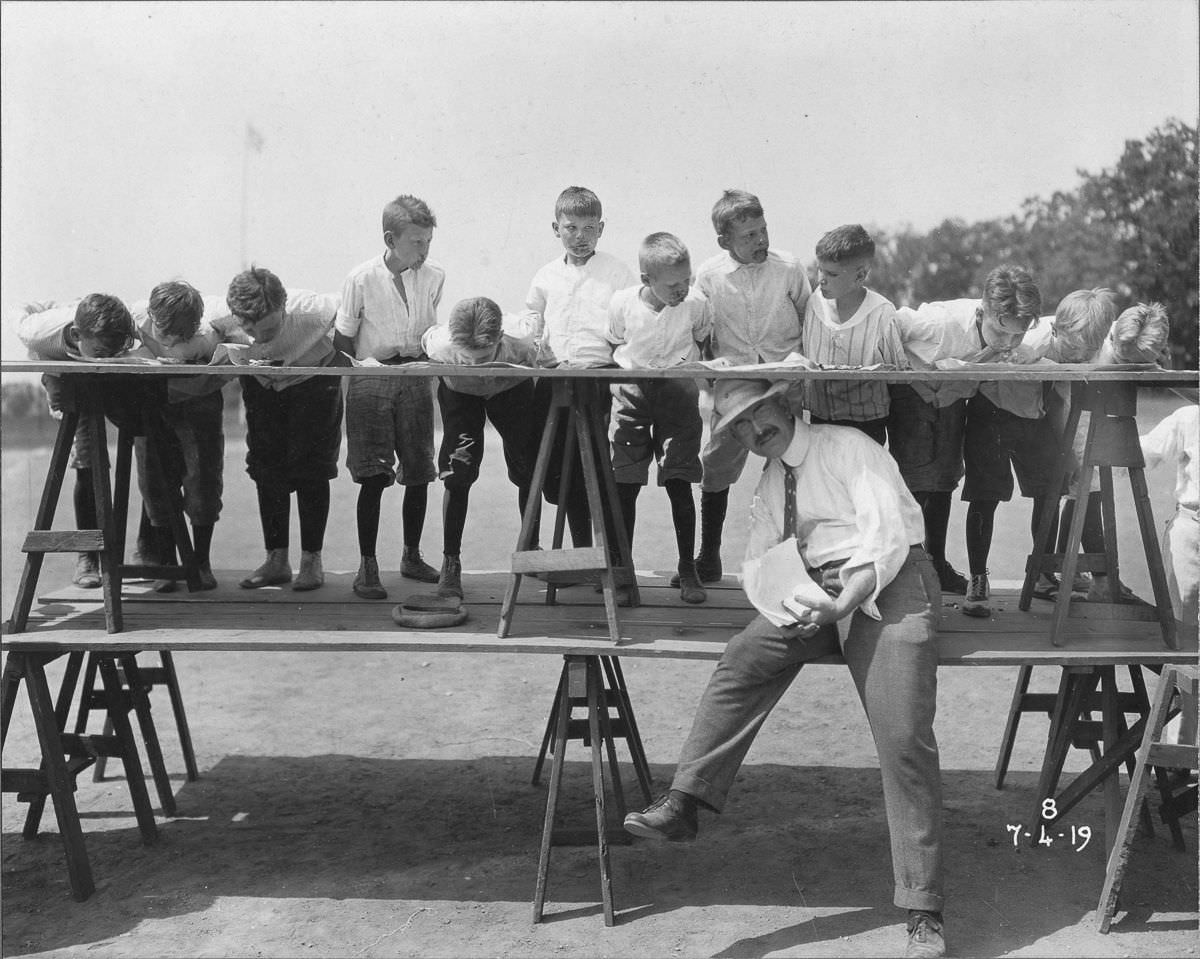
[741,537,832,627]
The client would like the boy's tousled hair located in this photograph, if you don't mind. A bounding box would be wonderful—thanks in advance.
[815,224,876,263]
[639,232,691,275]
[554,186,602,220]
[1109,302,1169,363]
[382,195,437,238]
[711,189,764,237]
[226,266,286,323]
[448,296,504,351]
[74,294,135,357]
[982,264,1042,331]
[1053,288,1119,360]
[148,280,205,340]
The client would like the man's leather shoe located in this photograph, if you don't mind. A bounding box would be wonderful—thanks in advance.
[623,792,698,842]
[905,910,946,958]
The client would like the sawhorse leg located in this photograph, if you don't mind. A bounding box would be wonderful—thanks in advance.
[533,656,631,926]
[1,652,95,901]
[532,656,652,806]
[72,652,178,815]
[1098,665,1199,932]
[1030,666,1154,852]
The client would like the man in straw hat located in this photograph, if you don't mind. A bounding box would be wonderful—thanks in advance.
[623,378,948,958]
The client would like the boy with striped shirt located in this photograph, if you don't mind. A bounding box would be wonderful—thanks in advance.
[801,224,906,444]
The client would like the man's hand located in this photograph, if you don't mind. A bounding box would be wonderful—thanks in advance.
[819,566,844,596]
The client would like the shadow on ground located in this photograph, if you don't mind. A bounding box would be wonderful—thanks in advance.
[3,755,1195,956]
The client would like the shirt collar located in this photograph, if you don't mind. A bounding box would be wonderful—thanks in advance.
[780,417,812,471]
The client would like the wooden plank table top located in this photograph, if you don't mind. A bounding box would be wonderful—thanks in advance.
[4,572,1193,666]
[3,357,1196,386]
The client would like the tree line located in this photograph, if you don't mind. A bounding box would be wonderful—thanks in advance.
[863,118,1198,369]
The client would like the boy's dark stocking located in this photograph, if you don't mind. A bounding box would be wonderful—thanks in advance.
[565,485,593,548]
[74,469,98,529]
[616,482,641,555]
[296,480,330,553]
[256,481,290,551]
[356,474,389,557]
[402,482,429,551]
[442,486,470,558]
[965,500,998,575]
[668,480,705,604]
[695,488,729,582]
[665,479,697,572]
[917,490,967,594]
[191,523,214,567]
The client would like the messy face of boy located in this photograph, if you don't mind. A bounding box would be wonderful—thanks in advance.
[976,306,1029,356]
[553,213,604,266]
[238,308,285,345]
[719,215,770,266]
[817,258,868,304]
[641,261,692,311]
[385,223,434,274]
[68,326,136,359]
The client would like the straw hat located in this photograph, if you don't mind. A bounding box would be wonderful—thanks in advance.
[710,379,791,435]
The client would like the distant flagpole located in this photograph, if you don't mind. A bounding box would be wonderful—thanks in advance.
[241,122,265,268]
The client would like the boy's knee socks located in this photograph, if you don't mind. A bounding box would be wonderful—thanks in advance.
[666,480,697,566]
[698,488,729,556]
[401,482,428,549]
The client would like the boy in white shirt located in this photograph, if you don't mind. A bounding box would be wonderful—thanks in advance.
[802,224,906,443]
[523,186,635,549]
[420,297,539,599]
[690,189,812,585]
[17,294,170,588]
[891,265,1041,606]
[607,233,713,604]
[334,195,444,600]
[213,267,345,592]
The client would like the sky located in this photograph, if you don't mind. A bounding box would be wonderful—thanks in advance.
[1,0,1197,367]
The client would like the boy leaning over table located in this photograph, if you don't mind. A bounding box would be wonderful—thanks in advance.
[891,264,1042,615]
[1008,288,1121,602]
[210,266,346,593]
[1052,301,1173,605]
[420,296,540,600]
[16,294,181,588]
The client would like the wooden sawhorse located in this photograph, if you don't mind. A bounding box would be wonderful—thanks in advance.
[1097,664,1198,931]
[499,377,639,643]
[1020,379,1175,647]
[7,374,202,636]
[532,655,653,926]
[0,650,162,901]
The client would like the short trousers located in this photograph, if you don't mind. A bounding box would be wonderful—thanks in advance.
[961,392,1059,501]
[436,380,538,490]
[344,371,436,485]
[609,378,703,486]
[532,375,614,506]
[242,373,343,488]
[886,384,966,494]
[136,391,225,527]
[65,375,169,471]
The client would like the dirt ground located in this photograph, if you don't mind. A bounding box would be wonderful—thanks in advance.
[2,389,1197,958]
